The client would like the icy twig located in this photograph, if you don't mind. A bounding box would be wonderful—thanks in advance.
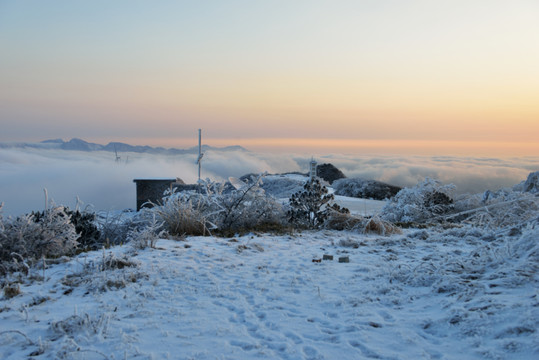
[0,330,35,345]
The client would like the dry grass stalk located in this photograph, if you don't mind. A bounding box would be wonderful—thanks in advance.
[3,283,21,298]
[365,216,402,236]
[153,197,210,236]
[324,212,364,231]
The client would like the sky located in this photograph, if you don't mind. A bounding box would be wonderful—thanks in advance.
[1,0,538,155]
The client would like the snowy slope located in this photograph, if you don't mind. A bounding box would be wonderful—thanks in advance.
[1,224,537,359]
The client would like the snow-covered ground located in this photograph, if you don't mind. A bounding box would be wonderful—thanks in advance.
[1,223,537,359]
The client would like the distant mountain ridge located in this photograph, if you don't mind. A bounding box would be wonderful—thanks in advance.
[0,138,248,155]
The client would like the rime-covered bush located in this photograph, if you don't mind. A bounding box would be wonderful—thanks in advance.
[64,209,101,250]
[216,176,286,233]
[333,178,401,200]
[288,178,350,229]
[95,210,136,247]
[153,174,287,236]
[0,206,79,275]
[446,172,539,228]
[380,178,456,223]
[30,208,102,251]
[513,171,539,194]
[127,213,166,249]
[449,189,539,228]
[152,193,210,236]
[15,207,79,258]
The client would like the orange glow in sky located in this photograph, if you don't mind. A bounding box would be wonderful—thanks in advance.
[1,1,538,156]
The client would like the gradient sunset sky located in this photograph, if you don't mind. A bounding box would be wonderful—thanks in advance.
[1,0,538,155]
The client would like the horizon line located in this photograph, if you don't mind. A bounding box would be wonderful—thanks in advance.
[2,137,538,157]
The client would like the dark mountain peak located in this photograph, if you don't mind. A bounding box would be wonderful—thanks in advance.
[2,138,249,154]
[61,138,103,151]
[188,144,248,153]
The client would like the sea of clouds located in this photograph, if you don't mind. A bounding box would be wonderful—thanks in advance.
[0,147,537,216]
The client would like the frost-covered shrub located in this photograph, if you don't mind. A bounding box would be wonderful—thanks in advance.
[31,208,102,251]
[513,171,539,194]
[17,207,79,258]
[95,210,136,247]
[288,178,350,229]
[447,173,539,228]
[154,174,287,236]
[216,176,286,234]
[450,190,538,228]
[0,206,79,275]
[63,209,101,251]
[380,178,456,223]
[452,192,483,214]
[153,194,209,236]
[333,178,401,200]
[127,214,166,249]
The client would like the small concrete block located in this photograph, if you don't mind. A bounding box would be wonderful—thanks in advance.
[323,255,334,261]
[338,256,350,263]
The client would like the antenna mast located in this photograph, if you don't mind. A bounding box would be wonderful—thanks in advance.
[197,129,204,183]
[114,144,121,163]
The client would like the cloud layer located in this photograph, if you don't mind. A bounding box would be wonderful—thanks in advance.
[0,148,536,216]
[321,154,537,195]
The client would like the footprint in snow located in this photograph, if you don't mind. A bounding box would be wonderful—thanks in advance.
[378,309,395,322]
[285,331,303,344]
[230,340,257,351]
[256,311,267,320]
[302,346,320,359]
[349,340,381,358]
[266,341,288,353]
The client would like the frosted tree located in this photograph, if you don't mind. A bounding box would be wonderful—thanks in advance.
[288,178,349,229]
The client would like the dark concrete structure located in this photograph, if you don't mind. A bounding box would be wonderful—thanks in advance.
[133,179,198,211]
[133,179,175,211]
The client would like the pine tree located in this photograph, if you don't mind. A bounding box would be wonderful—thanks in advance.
[288,179,349,229]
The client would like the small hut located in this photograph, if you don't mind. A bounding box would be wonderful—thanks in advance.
[133,178,197,211]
